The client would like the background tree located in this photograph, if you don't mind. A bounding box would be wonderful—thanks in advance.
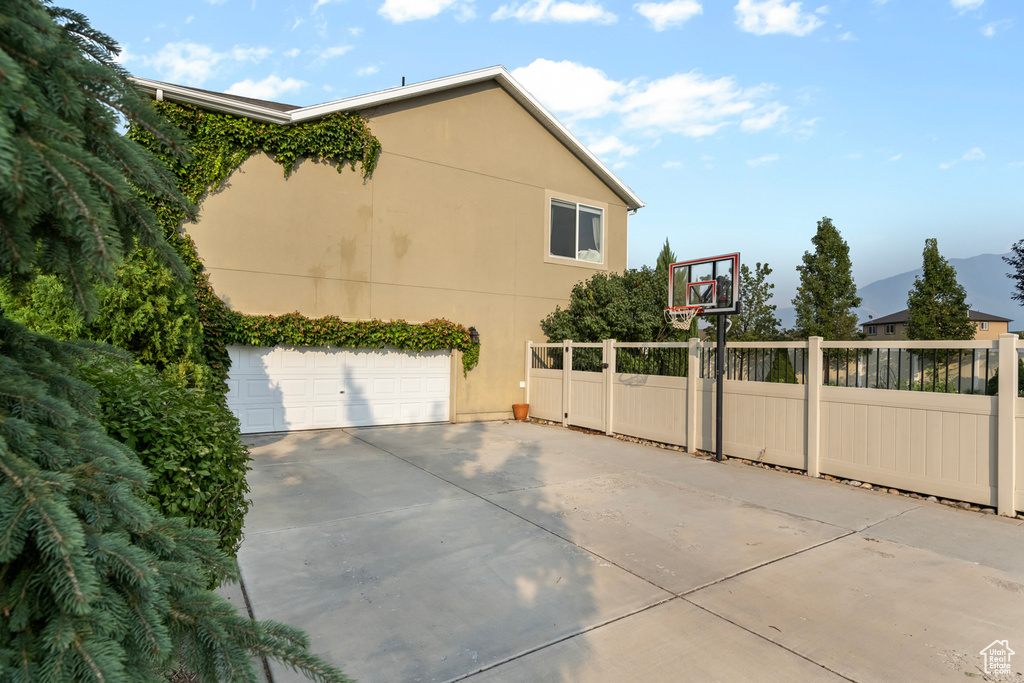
[704,262,781,341]
[792,217,862,340]
[906,238,974,340]
[0,2,349,680]
[1003,239,1024,306]
[542,238,695,343]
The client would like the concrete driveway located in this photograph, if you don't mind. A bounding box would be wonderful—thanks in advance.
[234,421,1024,682]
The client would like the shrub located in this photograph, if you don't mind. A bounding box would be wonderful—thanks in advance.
[77,354,251,555]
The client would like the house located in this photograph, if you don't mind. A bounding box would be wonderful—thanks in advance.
[132,66,643,429]
[861,309,1012,340]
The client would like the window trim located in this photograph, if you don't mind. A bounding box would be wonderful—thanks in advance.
[867,325,877,335]
[544,191,609,270]
[980,321,989,331]
[884,324,895,335]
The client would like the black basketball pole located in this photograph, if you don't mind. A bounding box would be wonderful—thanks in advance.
[715,312,725,462]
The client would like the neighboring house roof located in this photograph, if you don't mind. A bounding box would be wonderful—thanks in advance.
[862,309,1012,326]
[131,66,645,212]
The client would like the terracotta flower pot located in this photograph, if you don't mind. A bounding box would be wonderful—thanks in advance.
[512,403,529,421]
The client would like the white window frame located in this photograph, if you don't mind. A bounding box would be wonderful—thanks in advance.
[867,325,877,336]
[544,191,608,269]
[980,321,989,331]
[884,324,895,335]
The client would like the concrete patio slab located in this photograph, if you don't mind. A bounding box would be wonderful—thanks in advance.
[349,422,654,496]
[689,533,1024,682]
[487,470,848,594]
[236,421,1024,683]
[463,599,846,682]
[243,442,471,533]
[239,495,671,683]
[642,457,921,531]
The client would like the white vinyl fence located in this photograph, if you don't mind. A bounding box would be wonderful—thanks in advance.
[525,335,1024,517]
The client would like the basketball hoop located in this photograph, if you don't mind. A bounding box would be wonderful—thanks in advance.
[664,306,702,331]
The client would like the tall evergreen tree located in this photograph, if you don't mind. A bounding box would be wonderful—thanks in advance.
[791,217,862,340]
[906,238,974,340]
[0,2,350,680]
[705,262,781,341]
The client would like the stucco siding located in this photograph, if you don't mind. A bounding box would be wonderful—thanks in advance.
[187,81,629,419]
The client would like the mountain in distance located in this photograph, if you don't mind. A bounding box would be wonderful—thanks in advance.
[776,253,1023,331]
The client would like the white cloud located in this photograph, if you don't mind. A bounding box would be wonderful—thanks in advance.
[847,151,863,159]
[185,15,194,23]
[350,27,365,35]
[317,45,354,59]
[734,0,824,36]
[634,1,702,31]
[587,135,639,158]
[230,46,272,62]
[313,0,343,10]
[740,102,787,131]
[493,0,616,24]
[514,58,789,138]
[746,153,779,167]
[939,147,985,169]
[838,30,856,41]
[663,160,683,169]
[226,76,307,100]
[815,5,828,15]
[284,48,301,58]
[379,0,475,22]
[621,72,784,136]
[512,59,624,120]
[292,18,304,30]
[357,64,381,76]
[951,0,983,13]
[795,117,819,139]
[981,19,1012,37]
[888,153,902,162]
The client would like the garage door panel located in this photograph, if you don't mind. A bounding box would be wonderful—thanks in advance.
[227,346,450,434]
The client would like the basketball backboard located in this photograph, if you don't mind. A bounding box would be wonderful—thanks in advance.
[667,252,741,314]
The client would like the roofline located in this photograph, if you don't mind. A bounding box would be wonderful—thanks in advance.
[131,66,645,211]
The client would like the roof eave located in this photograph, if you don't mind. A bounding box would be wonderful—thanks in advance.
[131,77,292,125]
[131,67,645,211]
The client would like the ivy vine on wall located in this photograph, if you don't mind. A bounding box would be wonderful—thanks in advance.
[129,101,480,377]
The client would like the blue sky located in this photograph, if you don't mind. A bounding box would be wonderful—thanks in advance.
[76,0,1023,304]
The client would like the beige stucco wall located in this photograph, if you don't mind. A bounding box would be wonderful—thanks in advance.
[189,81,630,420]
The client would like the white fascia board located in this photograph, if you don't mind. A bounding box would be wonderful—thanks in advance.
[130,77,292,125]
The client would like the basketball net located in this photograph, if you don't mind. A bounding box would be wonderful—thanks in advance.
[664,306,701,331]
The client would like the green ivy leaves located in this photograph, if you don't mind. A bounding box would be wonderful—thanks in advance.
[228,313,480,373]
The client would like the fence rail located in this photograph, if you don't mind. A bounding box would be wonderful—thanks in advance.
[525,335,1023,516]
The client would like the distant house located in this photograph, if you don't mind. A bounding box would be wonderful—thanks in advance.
[861,309,1012,340]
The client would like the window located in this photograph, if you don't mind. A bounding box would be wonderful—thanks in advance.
[550,198,603,264]
[981,321,989,331]
[884,324,895,335]
[867,325,877,335]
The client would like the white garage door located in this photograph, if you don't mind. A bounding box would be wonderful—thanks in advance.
[226,345,451,434]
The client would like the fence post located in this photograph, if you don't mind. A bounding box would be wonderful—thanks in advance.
[562,341,572,427]
[604,339,616,436]
[997,333,1017,517]
[687,337,699,452]
[524,341,532,408]
[806,337,823,478]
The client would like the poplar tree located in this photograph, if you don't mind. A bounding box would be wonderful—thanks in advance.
[792,217,862,340]
[0,2,350,680]
[906,238,974,340]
